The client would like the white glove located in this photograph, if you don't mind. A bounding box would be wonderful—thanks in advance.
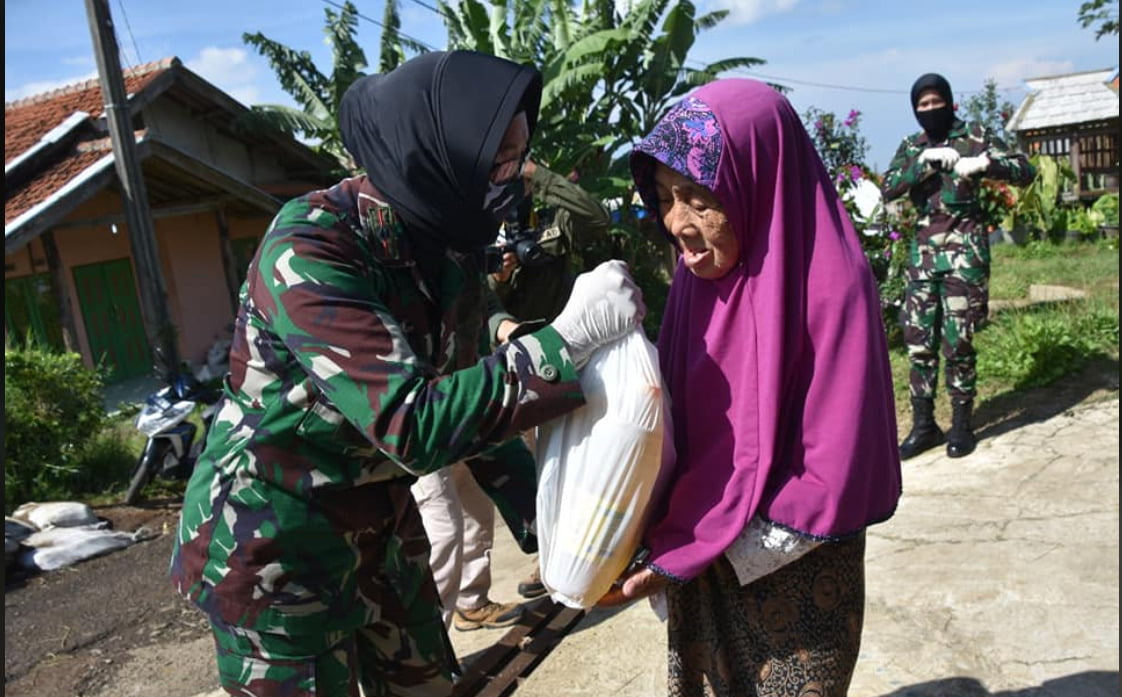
[550,260,646,368]
[919,147,960,170]
[953,153,991,178]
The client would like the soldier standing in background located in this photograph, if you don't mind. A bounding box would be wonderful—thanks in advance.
[881,72,1034,460]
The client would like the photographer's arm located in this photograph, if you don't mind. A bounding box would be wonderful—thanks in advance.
[527,162,611,249]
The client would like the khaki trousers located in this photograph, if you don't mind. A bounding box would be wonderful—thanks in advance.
[410,462,495,629]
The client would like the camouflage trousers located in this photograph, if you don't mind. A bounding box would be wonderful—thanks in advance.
[210,604,456,697]
[901,227,990,401]
[207,489,459,697]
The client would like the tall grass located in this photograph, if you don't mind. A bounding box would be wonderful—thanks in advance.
[888,238,1119,425]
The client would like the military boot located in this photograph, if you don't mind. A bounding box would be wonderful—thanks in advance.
[946,398,977,458]
[899,397,944,459]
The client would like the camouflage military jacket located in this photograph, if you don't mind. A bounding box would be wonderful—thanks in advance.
[171,175,583,636]
[881,119,1035,237]
[489,166,611,324]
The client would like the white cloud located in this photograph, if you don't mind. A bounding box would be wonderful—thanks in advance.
[185,46,261,107]
[61,55,95,68]
[721,0,800,25]
[986,58,1077,90]
[5,71,98,103]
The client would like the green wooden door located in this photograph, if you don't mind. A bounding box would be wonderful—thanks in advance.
[72,258,151,382]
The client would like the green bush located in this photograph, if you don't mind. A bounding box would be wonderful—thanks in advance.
[976,304,1119,390]
[4,345,113,513]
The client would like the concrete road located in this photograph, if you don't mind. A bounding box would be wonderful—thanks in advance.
[188,395,1119,697]
[450,396,1120,697]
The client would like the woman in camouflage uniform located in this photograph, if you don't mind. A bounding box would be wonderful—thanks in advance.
[881,73,1034,460]
[170,50,644,697]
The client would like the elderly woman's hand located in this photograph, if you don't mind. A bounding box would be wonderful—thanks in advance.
[596,566,671,607]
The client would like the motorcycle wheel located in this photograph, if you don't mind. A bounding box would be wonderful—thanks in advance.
[125,440,167,505]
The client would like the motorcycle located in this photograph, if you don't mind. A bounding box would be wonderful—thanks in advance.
[124,346,225,505]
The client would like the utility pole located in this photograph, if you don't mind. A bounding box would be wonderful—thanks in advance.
[84,0,181,374]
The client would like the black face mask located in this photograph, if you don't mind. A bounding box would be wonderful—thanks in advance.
[916,105,955,142]
[482,177,526,223]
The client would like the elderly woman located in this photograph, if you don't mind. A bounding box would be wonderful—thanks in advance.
[600,79,903,696]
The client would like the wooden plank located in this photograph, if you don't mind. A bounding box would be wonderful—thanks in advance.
[452,597,586,697]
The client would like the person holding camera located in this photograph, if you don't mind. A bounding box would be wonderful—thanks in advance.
[491,159,612,600]
[488,159,612,332]
[410,161,612,627]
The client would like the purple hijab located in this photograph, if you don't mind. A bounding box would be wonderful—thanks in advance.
[631,79,902,582]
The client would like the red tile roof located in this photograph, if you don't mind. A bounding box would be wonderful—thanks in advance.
[5,148,109,227]
[4,57,175,164]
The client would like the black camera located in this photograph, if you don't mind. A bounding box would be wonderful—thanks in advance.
[483,198,551,274]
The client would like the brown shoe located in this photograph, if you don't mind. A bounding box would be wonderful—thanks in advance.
[517,566,547,599]
[453,601,523,631]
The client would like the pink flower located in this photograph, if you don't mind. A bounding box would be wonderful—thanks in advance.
[849,165,862,180]
[889,231,901,241]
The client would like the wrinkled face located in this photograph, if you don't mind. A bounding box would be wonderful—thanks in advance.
[653,162,739,280]
[915,88,946,112]
[490,112,530,184]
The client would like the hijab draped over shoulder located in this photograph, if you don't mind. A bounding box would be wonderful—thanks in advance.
[631,79,902,582]
[339,50,542,254]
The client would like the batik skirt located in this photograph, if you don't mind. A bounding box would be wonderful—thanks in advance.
[666,532,866,697]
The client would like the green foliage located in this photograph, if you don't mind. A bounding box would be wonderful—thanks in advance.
[976,304,1118,389]
[1091,192,1119,226]
[242,0,374,171]
[1078,0,1120,39]
[962,79,1017,143]
[801,106,909,342]
[3,345,116,513]
[1007,154,1077,241]
[804,107,869,174]
[976,180,1016,231]
[887,240,1119,422]
[438,0,764,336]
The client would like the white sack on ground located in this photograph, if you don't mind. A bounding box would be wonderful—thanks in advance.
[534,327,672,609]
[18,523,156,572]
[13,501,99,529]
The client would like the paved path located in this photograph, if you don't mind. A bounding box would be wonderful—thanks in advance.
[450,396,1120,697]
[187,395,1119,697]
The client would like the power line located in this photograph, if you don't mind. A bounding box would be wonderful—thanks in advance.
[402,0,445,17]
[696,62,1022,96]
[331,2,1021,98]
[114,0,143,69]
[319,0,440,52]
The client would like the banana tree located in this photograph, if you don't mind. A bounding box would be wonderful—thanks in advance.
[241,0,426,171]
[441,0,763,195]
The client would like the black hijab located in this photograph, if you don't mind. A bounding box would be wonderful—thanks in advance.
[910,72,956,142]
[339,50,542,256]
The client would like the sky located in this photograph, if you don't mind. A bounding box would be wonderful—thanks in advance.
[4,0,1119,171]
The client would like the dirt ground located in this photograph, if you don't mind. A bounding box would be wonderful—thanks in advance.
[4,358,1118,697]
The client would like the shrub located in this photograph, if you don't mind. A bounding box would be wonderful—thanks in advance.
[4,345,111,513]
[976,304,1119,390]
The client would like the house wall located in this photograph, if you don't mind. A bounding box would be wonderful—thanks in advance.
[41,192,143,369]
[156,209,270,365]
[5,189,271,373]
[143,100,291,186]
[4,237,50,277]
